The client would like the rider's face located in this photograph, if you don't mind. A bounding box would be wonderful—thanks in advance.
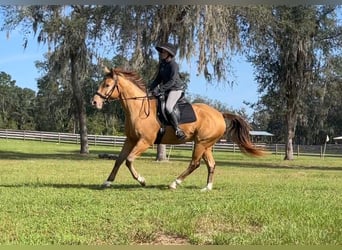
[159,49,169,60]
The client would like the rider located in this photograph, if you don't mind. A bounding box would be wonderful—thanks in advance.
[149,43,186,140]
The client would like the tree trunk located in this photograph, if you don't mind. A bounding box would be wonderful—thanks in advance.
[284,108,297,160]
[156,144,167,161]
[70,54,89,154]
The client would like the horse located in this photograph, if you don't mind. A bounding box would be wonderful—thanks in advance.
[92,67,264,191]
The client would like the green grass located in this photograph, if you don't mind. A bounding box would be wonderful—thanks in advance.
[0,139,341,245]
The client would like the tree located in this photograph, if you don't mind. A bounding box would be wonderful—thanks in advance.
[0,72,16,128]
[14,87,36,130]
[316,56,342,140]
[0,71,36,130]
[1,5,106,154]
[98,5,243,83]
[242,6,341,159]
[34,74,74,132]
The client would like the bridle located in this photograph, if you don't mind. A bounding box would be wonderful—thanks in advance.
[94,73,153,116]
[94,74,119,103]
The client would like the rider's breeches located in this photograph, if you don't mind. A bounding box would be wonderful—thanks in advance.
[165,90,183,114]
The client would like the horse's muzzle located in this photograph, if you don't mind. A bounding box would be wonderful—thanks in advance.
[91,97,103,110]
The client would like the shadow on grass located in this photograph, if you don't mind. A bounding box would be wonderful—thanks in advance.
[0,182,202,191]
[0,148,158,161]
[0,150,94,161]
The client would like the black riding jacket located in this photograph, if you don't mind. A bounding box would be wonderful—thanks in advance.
[149,58,185,93]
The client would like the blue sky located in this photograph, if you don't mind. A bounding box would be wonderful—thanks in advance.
[0,28,259,115]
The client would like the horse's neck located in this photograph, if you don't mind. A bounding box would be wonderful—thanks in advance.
[119,80,155,121]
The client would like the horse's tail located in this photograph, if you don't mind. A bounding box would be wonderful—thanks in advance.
[222,113,265,157]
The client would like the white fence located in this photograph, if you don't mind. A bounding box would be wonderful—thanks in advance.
[0,129,238,151]
[0,129,126,146]
[0,129,341,157]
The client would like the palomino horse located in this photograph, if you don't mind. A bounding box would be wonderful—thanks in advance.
[92,67,264,191]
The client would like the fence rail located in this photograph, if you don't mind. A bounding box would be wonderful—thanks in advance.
[0,129,127,146]
[0,129,341,157]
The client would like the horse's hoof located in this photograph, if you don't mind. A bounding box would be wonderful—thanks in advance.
[201,183,213,192]
[200,186,212,192]
[169,179,182,190]
[137,176,146,186]
[101,181,112,189]
[168,182,177,190]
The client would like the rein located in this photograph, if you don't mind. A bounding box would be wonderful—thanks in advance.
[95,92,152,102]
[95,90,153,102]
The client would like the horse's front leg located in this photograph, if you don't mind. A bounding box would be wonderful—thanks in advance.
[102,140,134,188]
[125,139,151,186]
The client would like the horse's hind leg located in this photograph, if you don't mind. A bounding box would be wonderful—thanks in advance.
[201,147,216,191]
[169,144,205,190]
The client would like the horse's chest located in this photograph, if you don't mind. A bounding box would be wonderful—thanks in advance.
[127,119,158,136]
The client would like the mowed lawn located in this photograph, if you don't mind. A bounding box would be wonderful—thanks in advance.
[0,139,341,245]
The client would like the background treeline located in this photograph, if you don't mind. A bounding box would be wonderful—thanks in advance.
[1,60,341,146]
[0,5,341,158]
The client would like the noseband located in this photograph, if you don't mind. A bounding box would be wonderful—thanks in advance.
[94,74,119,102]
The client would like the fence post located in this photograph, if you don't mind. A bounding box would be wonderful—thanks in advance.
[297,144,299,157]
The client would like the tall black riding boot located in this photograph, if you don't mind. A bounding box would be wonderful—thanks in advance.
[168,111,186,140]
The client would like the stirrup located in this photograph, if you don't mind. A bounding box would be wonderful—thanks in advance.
[175,129,186,140]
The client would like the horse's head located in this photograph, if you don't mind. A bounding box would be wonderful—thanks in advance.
[92,67,119,109]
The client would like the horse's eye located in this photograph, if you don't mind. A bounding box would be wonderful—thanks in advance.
[105,84,110,88]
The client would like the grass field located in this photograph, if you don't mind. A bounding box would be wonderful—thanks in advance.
[0,139,341,245]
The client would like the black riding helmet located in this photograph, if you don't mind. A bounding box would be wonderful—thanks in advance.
[155,43,177,57]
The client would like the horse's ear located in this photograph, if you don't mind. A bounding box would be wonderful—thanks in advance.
[103,66,111,74]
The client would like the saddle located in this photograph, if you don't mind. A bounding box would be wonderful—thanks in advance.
[154,93,196,144]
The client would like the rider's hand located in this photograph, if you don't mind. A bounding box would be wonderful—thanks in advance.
[152,86,160,96]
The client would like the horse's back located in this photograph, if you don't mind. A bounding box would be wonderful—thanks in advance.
[192,102,224,120]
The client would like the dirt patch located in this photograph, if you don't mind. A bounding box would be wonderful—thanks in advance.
[138,232,190,245]
[193,215,263,244]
